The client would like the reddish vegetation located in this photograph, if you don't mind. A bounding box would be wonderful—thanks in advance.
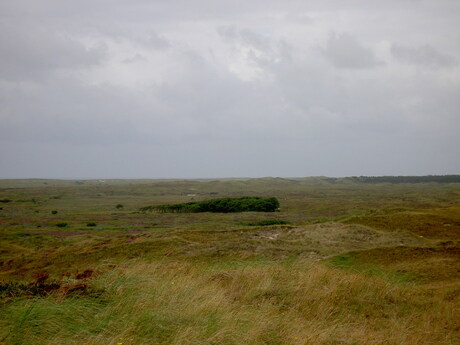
[75,269,94,280]
[60,283,89,295]
[33,272,50,284]
[1,269,102,300]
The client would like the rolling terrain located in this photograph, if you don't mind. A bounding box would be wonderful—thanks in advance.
[0,177,459,345]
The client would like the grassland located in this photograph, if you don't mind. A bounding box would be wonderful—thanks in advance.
[0,177,459,345]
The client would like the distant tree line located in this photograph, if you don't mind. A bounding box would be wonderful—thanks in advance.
[140,197,280,213]
[347,175,460,184]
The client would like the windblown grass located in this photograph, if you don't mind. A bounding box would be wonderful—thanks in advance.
[1,260,458,345]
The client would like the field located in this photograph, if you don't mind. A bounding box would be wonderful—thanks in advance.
[0,177,459,345]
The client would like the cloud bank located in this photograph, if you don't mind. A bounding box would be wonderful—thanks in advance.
[1,0,459,178]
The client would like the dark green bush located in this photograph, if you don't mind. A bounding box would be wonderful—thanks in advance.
[116,204,124,209]
[86,222,97,227]
[0,199,11,203]
[140,197,280,213]
[55,222,68,228]
[51,210,58,214]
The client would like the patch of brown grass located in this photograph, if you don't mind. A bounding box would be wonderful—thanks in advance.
[344,206,460,239]
[341,244,460,286]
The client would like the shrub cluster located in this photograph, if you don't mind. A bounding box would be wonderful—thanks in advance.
[140,197,280,213]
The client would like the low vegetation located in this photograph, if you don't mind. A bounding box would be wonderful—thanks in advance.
[0,177,459,344]
[346,174,460,184]
[241,219,291,226]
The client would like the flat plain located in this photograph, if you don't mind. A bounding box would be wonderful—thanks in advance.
[0,177,459,345]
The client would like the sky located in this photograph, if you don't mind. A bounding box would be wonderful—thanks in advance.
[0,0,459,179]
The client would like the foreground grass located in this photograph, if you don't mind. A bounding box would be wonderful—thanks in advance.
[2,259,458,345]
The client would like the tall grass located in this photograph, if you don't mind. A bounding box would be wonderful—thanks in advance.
[1,259,458,345]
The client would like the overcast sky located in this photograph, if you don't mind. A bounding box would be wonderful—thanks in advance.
[1,0,459,179]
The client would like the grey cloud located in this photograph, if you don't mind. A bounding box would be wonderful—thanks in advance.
[283,12,316,24]
[217,25,291,73]
[391,43,457,69]
[122,54,147,64]
[145,32,170,49]
[125,32,170,50]
[218,26,272,52]
[0,79,139,145]
[0,25,106,81]
[2,1,459,29]
[321,33,383,69]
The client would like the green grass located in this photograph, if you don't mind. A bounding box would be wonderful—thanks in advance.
[327,252,420,284]
[238,219,291,226]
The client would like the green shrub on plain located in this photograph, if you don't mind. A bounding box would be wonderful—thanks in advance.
[140,197,280,213]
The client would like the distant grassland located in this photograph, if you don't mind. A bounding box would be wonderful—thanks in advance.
[344,175,460,183]
[0,177,459,345]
